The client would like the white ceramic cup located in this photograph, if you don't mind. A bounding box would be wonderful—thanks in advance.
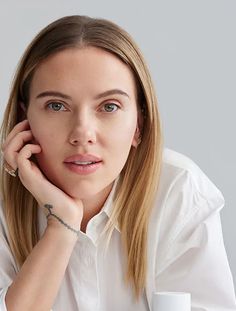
[152,291,191,311]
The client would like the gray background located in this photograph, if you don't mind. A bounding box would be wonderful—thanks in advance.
[0,0,235,288]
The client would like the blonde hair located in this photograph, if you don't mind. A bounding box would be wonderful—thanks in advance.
[0,15,163,300]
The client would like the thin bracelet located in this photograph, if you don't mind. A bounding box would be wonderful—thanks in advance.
[44,204,80,236]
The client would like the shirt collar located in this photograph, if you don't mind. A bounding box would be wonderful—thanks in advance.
[38,175,121,238]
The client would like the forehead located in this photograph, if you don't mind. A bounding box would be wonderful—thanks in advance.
[30,46,138,100]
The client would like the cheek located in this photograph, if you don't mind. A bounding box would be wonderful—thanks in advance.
[28,120,60,151]
[27,111,60,146]
[111,118,137,144]
[114,128,135,145]
[29,123,62,175]
[30,124,48,145]
[107,122,136,164]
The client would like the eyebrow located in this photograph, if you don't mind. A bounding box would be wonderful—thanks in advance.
[35,89,130,100]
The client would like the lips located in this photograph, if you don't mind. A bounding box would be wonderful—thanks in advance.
[64,154,102,163]
[64,161,102,175]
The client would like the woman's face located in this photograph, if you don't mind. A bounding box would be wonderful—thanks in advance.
[27,46,141,200]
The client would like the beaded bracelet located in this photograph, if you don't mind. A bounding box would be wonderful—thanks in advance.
[44,204,80,236]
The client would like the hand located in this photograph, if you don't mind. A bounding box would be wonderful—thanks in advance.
[1,119,84,230]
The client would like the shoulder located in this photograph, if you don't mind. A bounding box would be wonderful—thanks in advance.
[160,147,225,205]
[0,200,20,285]
[148,147,225,253]
[0,199,11,245]
[0,200,7,235]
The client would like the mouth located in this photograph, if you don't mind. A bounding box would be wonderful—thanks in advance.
[64,153,102,163]
[64,161,103,175]
[66,160,103,166]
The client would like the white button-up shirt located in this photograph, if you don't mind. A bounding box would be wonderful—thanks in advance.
[0,147,236,310]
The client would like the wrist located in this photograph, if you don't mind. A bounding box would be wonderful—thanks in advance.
[46,216,81,244]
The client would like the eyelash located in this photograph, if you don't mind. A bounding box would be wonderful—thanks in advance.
[46,101,121,113]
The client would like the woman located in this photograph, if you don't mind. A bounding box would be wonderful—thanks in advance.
[0,15,235,311]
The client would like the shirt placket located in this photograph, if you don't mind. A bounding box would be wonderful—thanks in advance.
[76,215,105,311]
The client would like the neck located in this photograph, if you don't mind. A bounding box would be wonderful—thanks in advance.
[80,181,114,233]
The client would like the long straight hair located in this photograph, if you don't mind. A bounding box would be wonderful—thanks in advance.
[0,15,163,300]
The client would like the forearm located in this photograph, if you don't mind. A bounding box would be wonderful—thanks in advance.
[5,221,78,311]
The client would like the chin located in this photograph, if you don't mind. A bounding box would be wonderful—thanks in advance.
[59,182,101,199]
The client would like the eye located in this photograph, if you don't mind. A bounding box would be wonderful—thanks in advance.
[47,102,66,111]
[102,103,120,113]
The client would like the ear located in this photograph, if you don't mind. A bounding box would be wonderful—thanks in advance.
[132,127,141,149]
[20,101,27,113]
[132,107,144,148]
[18,101,27,122]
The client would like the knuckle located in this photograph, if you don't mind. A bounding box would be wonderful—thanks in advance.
[18,143,31,158]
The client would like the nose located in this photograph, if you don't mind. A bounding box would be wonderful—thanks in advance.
[68,114,97,146]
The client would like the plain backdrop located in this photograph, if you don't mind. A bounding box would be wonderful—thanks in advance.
[0,0,235,288]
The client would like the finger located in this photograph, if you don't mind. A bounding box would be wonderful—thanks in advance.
[1,119,30,151]
[2,130,34,170]
[17,143,42,166]
[16,143,43,196]
[16,144,42,178]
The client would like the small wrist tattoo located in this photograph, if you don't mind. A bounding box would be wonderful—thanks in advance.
[44,204,80,236]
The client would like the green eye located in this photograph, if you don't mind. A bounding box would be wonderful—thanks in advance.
[103,103,120,113]
[47,102,66,111]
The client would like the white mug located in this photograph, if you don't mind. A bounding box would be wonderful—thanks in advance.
[152,291,191,311]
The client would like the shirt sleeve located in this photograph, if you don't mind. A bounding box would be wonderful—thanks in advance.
[0,203,54,311]
[155,170,236,311]
[0,199,17,310]
[0,288,9,311]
